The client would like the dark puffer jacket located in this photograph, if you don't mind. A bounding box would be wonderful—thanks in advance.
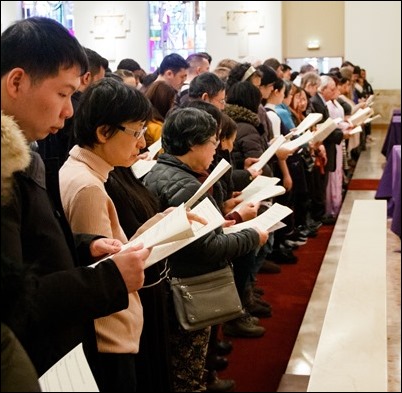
[224,104,272,180]
[143,153,260,278]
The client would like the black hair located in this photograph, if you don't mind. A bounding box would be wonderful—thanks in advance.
[84,47,109,76]
[1,17,88,81]
[159,53,189,75]
[117,58,141,72]
[226,81,262,113]
[162,107,217,155]
[74,78,151,148]
[183,100,222,136]
[226,62,263,91]
[189,72,226,99]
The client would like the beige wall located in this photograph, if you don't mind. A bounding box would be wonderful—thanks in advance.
[1,1,400,98]
[282,1,344,58]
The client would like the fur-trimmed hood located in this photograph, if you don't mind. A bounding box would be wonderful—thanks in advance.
[1,111,31,205]
[223,104,260,128]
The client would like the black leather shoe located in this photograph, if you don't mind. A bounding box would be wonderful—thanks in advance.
[321,215,337,225]
[206,371,235,392]
[206,355,228,372]
[215,339,233,356]
[266,246,298,264]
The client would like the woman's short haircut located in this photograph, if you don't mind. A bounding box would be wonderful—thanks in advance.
[162,107,217,156]
[226,81,262,113]
[74,78,151,148]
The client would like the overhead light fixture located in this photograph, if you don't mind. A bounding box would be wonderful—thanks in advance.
[307,40,320,50]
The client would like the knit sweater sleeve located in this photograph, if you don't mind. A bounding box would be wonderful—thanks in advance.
[67,185,127,242]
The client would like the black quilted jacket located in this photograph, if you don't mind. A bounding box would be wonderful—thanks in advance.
[143,153,260,277]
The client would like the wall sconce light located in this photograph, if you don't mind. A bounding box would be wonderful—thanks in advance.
[307,40,320,50]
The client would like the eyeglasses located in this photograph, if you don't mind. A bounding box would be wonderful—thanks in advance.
[211,97,226,105]
[207,139,220,148]
[117,124,147,139]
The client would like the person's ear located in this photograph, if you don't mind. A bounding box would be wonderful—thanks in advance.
[6,68,26,98]
[96,125,109,144]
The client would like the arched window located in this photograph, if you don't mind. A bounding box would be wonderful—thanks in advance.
[148,1,206,71]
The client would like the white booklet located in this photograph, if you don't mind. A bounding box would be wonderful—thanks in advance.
[39,344,99,392]
[121,203,194,251]
[348,107,373,126]
[184,158,231,209]
[131,159,157,179]
[223,202,293,234]
[349,125,363,135]
[365,94,375,107]
[228,175,284,214]
[147,138,162,159]
[363,114,381,124]
[144,197,225,268]
[311,118,337,143]
[248,134,286,172]
[282,130,314,150]
[292,113,323,136]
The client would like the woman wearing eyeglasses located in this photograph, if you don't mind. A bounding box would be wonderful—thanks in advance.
[58,78,155,391]
[144,107,269,392]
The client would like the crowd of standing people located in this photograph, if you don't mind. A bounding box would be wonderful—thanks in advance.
[1,16,374,392]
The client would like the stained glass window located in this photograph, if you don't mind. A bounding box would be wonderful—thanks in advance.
[21,1,74,35]
[148,1,206,71]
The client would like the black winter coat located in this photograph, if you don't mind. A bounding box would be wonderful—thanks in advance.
[143,153,260,278]
[1,149,128,376]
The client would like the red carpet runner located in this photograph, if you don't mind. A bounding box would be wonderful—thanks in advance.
[347,178,380,190]
[219,225,334,392]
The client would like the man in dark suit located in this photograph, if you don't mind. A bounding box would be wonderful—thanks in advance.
[307,74,345,223]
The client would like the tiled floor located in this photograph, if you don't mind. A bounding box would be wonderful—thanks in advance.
[278,128,401,392]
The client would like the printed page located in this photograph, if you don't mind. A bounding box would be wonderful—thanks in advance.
[147,138,162,159]
[249,135,286,172]
[292,113,323,136]
[223,202,293,234]
[90,204,196,268]
[363,114,381,124]
[348,107,373,126]
[131,159,157,179]
[184,158,231,209]
[39,344,99,392]
[282,130,314,150]
[365,94,375,106]
[121,203,194,250]
[145,198,225,268]
[311,119,337,144]
[228,175,284,214]
[349,125,363,135]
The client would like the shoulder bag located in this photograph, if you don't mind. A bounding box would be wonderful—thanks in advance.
[170,264,244,331]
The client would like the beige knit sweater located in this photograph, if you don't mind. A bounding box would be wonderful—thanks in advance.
[59,145,143,354]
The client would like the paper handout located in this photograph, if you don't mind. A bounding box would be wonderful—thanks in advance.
[184,158,231,209]
[144,197,225,268]
[228,176,285,214]
[248,135,286,172]
[223,202,293,234]
[121,203,194,251]
[348,107,374,126]
[311,118,337,144]
[131,159,157,179]
[147,138,162,159]
[363,114,381,124]
[349,125,363,135]
[292,113,323,136]
[282,130,314,150]
[39,344,99,392]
